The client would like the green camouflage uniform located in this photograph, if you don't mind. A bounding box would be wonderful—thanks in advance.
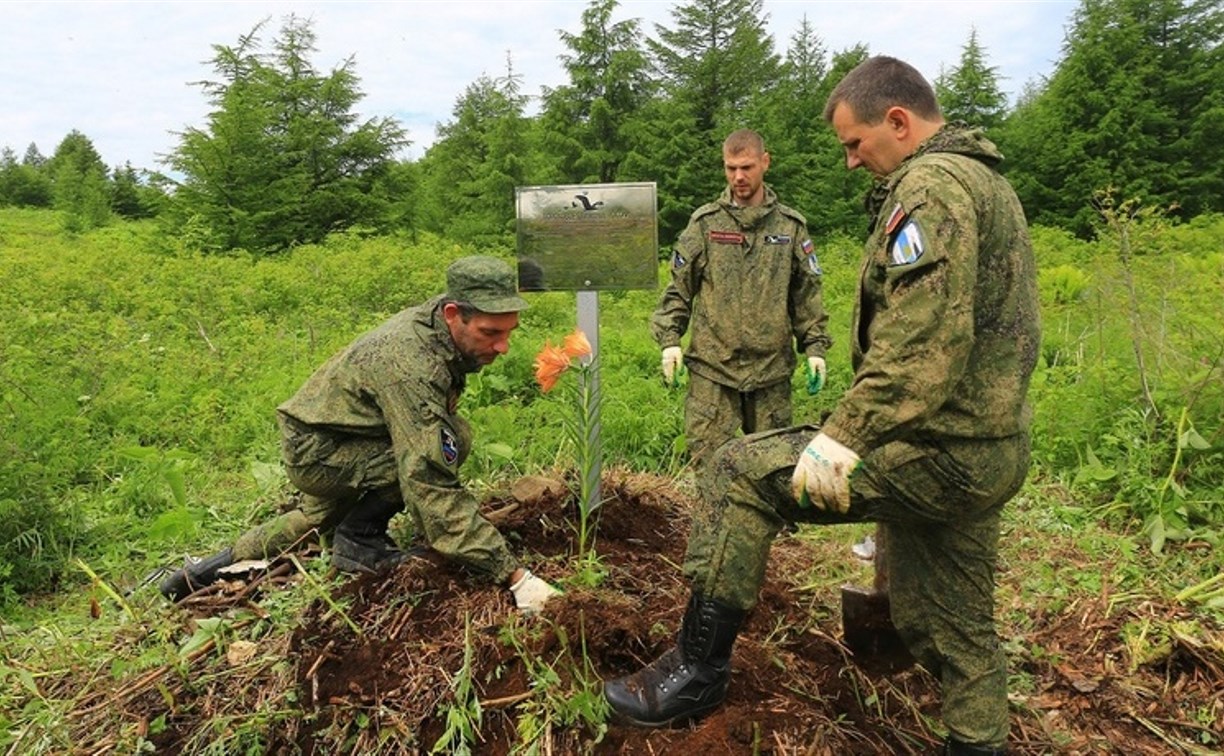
[650,185,830,469]
[684,125,1040,748]
[233,294,520,584]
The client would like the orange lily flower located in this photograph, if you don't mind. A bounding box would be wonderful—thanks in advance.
[563,329,592,360]
[534,341,572,393]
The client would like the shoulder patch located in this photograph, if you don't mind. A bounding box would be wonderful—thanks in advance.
[801,239,822,275]
[671,250,687,269]
[889,220,926,266]
[884,203,907,235]
[439,426,459,466]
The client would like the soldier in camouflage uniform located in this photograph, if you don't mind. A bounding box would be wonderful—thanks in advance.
[651,128,830,478]
[606,57,1039,756]
[160,256,560,614]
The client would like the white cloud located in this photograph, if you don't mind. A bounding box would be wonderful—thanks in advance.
[1,0,1077,170]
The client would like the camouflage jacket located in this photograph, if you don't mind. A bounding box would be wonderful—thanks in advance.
[823,125,1041,453]
[277,295,518,583]
[650,185,830,391]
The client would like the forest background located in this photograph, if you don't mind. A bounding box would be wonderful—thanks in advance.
[1,0,1222,752]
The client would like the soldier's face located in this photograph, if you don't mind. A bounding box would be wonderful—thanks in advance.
[445,305,519,366]
[830,102,908,178]
[723,148,770,206]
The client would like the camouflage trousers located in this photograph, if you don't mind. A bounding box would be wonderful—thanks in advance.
[232,415,401,561]
[685,425,1030,748]
[684,372,792,472]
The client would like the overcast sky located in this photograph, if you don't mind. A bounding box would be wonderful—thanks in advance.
[2,1,1078,171]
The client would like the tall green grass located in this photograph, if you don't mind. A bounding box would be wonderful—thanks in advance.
[1,207,1221,604]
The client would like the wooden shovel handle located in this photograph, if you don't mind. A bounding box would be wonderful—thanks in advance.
[873,524,889,593]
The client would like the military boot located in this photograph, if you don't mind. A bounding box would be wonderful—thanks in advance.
[331,490,409,574]
[603,592,746,727]
[158,547,235,602]
[945,738,1007,755]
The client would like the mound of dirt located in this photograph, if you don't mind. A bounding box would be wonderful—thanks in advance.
[102,469,1221,754]
[284,470,938,754]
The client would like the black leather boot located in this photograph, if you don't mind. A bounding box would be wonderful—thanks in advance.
[158,547,235,602]
[331,490,409,574]
[945,737,1007,755]
[603,592,747,727]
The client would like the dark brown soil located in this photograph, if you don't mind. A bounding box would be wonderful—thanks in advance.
[68,469,1223,755]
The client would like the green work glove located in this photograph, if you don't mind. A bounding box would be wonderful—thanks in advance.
[806,356,827,395]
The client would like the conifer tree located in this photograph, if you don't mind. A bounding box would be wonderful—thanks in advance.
[161,16,407,253]
[935,28,1008,131]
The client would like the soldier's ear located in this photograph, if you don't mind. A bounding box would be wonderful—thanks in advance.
[884,107,910,139]
[441,301,462,328]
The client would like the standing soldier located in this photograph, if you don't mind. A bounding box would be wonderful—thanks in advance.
[159,256,560,615]
[651,129,831,483]
[606,57,1039,756]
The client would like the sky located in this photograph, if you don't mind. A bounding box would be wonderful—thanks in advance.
[1,1,1080,172]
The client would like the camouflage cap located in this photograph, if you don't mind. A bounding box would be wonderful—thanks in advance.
[445,256,530,313]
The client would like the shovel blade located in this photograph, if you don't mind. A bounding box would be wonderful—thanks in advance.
[840,583,915,673]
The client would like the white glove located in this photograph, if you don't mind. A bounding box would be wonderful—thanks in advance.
[790,432,861,513]
[661,346,683,386]
[807,356,827,394]
[509,569,561,614]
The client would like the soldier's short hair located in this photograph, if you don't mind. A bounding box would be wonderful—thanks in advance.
[823,55,942,124]
[723,128,766,156]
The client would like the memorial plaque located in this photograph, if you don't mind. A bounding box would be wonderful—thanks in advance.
[515,182,658,291]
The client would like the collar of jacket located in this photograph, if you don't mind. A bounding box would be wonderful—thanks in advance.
[864,123,991,231]
[417,294,482,378]
[718,184,778,231]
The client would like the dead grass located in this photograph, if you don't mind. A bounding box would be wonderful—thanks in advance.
[12,469,1223,755]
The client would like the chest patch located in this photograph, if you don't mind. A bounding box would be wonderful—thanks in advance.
[889,220,925,266]
[764,234,791,244]
[440,426,459,466]
[708,230,745,245]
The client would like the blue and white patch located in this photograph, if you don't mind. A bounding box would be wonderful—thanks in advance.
[672,250,687,269]
[440,426,459,466]
[806,252,823,276]
[764,234,792,245]
[889,220,925,266]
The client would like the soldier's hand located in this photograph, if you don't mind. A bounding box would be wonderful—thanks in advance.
[510,569,561,614]
[806,356,827,395]
[661,346,684,387]
[790,432,861,513]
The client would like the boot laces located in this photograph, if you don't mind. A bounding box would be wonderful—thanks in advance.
[658,662,690,693]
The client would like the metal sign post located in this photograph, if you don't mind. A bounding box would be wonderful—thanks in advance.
[515,182,658,509]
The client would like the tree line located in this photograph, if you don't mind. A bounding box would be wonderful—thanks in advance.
[2,0,1221,252]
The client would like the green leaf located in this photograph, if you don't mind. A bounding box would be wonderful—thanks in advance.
[164,466,188,508]
[1180,428,1210,451]
[250,460,286,491]
[482,442,515,461]
[146,507,201,541]
[180,617,228,657]
[1145,513,1166,554]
